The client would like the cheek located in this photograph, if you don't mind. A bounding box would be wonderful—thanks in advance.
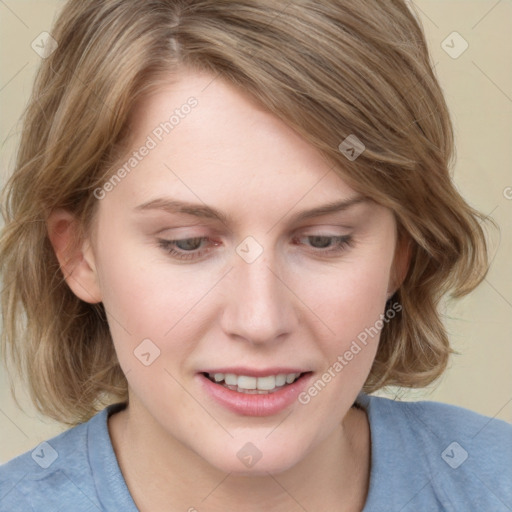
[311,251,393,344]
[95,219,194,325]
[92,233,198,368]
[294,253,393,418]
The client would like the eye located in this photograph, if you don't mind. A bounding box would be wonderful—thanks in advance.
[158,237,217,261]
[294,234,354,255]
[157,234,354,262]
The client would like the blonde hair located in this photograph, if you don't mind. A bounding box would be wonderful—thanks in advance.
[0,0,490,426]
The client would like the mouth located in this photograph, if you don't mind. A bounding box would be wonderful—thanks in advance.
[196,366,313,416]
[198,368,313,416]
[201,371,310,394]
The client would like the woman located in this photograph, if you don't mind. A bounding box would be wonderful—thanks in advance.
[1,1,510,510]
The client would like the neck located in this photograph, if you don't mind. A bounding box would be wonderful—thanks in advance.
[108,398,370,512]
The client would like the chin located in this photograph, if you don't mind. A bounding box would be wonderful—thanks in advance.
[194,436,309,476]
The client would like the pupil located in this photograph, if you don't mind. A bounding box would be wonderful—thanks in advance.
[177,238,202,251]
[310,236,331,248]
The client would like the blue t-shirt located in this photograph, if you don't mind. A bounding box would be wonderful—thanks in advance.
[1,392,511,511]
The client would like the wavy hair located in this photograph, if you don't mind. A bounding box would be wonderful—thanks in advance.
[0,0,490,425]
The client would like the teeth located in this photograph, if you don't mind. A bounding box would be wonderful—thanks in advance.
[207,372,302,392]
[224,374,237,386]
[286,373,296,384]
[275,374,286,387]
[257,375,276,390]
[237,376,257,390]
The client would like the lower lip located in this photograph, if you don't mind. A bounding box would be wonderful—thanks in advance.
[197,373,312,417]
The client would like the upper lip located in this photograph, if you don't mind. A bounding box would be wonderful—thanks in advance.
[199,367,310,378]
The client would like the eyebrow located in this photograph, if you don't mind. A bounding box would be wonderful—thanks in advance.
[134,195,367,225]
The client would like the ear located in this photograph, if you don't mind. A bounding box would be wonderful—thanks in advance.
[46,208,102,304]
[387,232,412,299]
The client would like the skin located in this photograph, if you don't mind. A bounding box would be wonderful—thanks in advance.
[48,68,409,511]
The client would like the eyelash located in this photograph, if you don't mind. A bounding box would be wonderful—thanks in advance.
[157,234,354,261]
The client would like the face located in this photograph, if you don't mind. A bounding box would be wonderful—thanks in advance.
[81,68,400,475]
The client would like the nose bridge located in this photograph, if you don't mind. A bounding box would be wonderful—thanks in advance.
[221,237,295,344]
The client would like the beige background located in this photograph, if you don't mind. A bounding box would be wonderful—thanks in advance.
[0,1,511,463]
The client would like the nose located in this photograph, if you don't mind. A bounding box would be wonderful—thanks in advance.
[220,244,297,345]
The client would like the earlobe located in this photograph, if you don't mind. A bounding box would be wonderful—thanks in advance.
[46,208,102,304]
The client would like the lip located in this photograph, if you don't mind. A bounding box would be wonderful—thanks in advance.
[197,371,313,417]
[199,367,309,377]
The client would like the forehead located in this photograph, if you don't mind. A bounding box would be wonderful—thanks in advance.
[104,68,361,220]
